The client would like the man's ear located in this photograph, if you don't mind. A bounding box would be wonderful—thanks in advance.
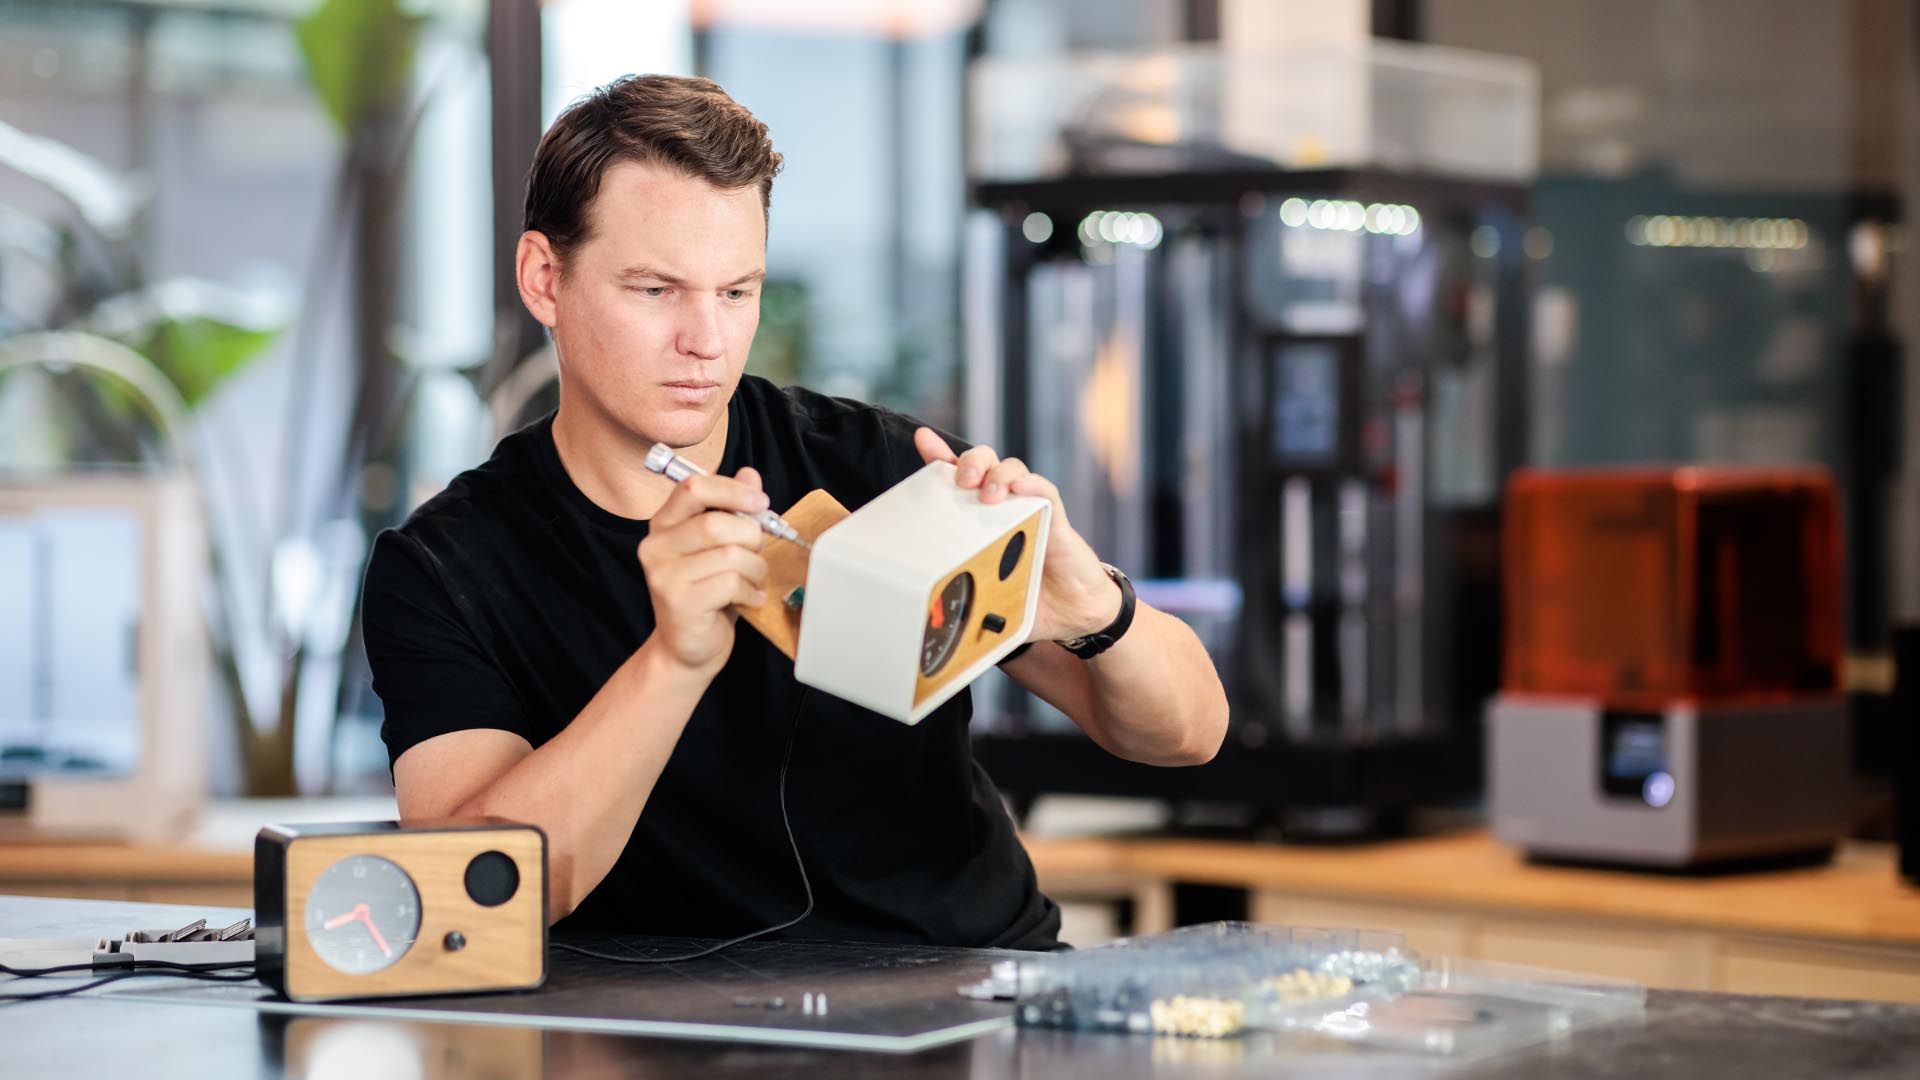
[516,230,561,328]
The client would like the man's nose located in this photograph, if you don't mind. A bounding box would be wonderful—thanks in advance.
[678,296,725,361]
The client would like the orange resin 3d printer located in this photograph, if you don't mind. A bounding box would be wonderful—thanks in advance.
[1487,467,1851,868]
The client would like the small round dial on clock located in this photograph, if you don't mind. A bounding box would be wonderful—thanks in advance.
[304,854,423,975]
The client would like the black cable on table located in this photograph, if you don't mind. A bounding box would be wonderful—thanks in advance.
[553,689,814,966]
[0,959,257,1004]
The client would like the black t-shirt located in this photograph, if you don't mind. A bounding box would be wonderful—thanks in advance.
[361,374,1061,950]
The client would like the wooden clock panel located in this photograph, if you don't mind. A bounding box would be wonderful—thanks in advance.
[913,511,1044,708]
[736,488,850,661]
[282,828,545,1001]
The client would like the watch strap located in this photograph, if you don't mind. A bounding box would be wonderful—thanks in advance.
[1059,564,1134,660]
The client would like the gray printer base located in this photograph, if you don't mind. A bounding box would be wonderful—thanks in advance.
[1488,695,1850,868]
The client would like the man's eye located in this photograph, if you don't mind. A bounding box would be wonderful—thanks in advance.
[724,289,752,302]
[634,286,666,298]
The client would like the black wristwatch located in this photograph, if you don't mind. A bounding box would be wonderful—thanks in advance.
[1058,563,1135,660]
[998,563,1136,665]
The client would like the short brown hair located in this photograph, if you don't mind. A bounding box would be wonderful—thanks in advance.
[523,75,783,265]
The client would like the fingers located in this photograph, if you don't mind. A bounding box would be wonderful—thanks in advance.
[675,545,769,592]
[652,472,770,531]
[659,571,765,623]
[914,427,959,465]
[913,431,1029,504]
[1007,471,1060,504]
[954,444,1000,489]
[645,509,765,562]
[636,466,771,672]
[1009,471,1069,521]
[648,546,769,625]
[979,457,1031,504]
[687,571,764,612]
[936,439,1049,507]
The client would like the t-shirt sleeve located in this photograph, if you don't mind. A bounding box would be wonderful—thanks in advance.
[362,529,538,770]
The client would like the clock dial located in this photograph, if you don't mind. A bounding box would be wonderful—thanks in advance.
[304,854,422,975]
[920,571,975,678]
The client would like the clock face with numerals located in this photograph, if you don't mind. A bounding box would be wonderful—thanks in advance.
[303,854,423,975]
[920,571,975,677]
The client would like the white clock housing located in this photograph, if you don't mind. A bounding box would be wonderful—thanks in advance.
[795,461,1049,724]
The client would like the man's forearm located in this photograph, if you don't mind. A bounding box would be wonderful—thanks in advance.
[1008,604,1229,766]
[453,638,711,921]
[1086,606,1229,762]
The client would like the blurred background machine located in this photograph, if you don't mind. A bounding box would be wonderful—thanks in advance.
[960,37,1538,833]
[1489,468,1851,869]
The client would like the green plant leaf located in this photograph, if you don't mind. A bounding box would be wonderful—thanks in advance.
[136,316,281,408]
[86,280,288,409]
[296,0,424,134]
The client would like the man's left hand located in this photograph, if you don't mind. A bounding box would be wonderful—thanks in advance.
[913,428,1120,644]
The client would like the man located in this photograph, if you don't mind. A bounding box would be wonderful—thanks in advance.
[364,75,1227,951]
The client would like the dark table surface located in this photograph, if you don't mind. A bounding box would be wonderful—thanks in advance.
[5,895,1920,1078]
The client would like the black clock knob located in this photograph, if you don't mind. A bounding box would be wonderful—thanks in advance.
[444,930,467,951]
[464,850,520,907]
[982,613,1008,634]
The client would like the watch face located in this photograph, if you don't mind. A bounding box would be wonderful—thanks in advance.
[920,571,975,678]
[304,854,422,975]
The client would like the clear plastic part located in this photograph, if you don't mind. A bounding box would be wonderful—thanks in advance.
[1010,923,1422,1039]
[1003,924,1646,1059]
[1289,957,1647,1058]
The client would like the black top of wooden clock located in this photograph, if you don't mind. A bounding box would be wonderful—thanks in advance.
[258,817,543,845]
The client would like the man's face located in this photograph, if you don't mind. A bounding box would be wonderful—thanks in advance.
[537,159,765,448]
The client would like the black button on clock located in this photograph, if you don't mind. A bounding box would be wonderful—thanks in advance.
[982,614,1007,634]
[464,850,520,907]
[444,931,467,951]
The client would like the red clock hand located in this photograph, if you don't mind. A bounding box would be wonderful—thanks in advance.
[356,910,393,958]
[323,903,368,931]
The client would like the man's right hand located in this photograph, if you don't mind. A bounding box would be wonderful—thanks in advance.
[637,466,771,675]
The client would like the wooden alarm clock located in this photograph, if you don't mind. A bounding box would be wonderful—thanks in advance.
[254,819,546,1002]
[736,459,1049,724]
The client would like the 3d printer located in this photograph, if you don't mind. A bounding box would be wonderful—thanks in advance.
[1488,468,1851,868]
